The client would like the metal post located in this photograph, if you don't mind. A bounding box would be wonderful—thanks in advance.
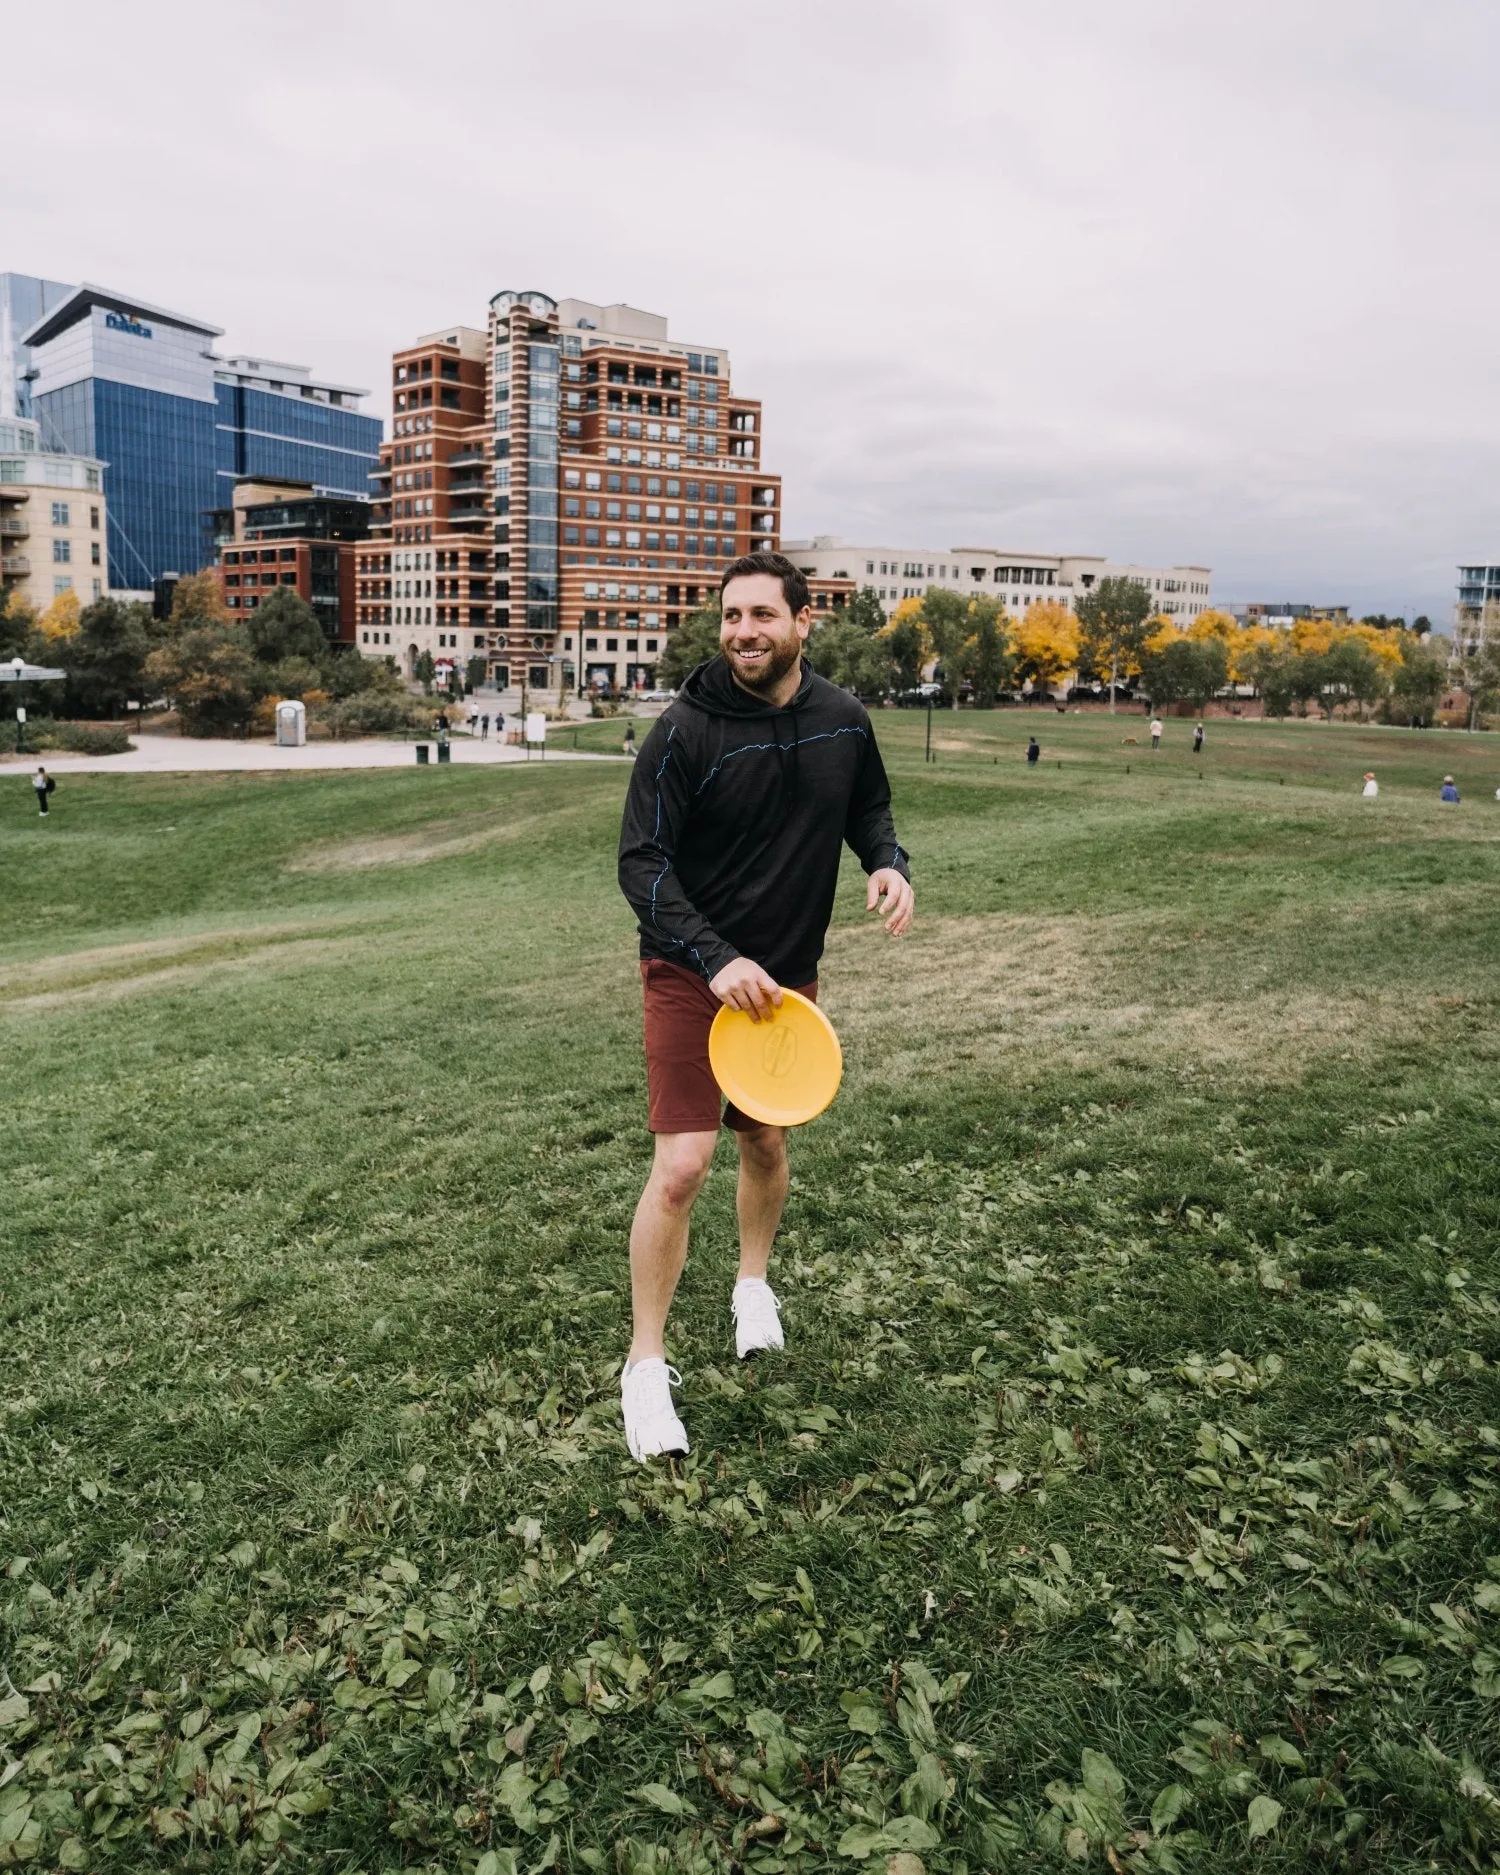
[925,699,932,763]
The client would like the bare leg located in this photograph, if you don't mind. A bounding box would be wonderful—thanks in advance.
[628,1130,718,1364]
[735,1123,790,1281]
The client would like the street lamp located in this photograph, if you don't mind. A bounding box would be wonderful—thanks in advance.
[11,656,25,754]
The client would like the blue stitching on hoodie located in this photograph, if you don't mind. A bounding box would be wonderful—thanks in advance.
[692,723,867,797]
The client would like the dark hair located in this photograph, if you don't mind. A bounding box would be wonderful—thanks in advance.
[719,550,810,617]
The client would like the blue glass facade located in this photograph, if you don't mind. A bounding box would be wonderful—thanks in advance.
[215,385,382,500]
[35,378,217,585]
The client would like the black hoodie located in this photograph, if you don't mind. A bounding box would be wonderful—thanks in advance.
[618,655,910,985]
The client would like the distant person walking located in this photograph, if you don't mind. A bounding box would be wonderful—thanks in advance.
[623,723,636,758]
[32,766,53,817]
[1192,721,1204,754]
[1150,718,1163,749]
[1440,775,1461,803]
[1362,772,1379,798]
[480,713,491,741]
[1026,736,1040,766]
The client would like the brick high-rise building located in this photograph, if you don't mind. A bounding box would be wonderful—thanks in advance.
[357,294,781,696]
[355,325,491,680]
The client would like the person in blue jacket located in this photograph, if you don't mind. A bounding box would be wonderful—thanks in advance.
[1440,775,1460,803]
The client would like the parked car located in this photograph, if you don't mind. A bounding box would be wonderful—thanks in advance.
[642,687,677,702]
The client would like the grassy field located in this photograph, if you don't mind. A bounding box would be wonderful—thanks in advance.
[1,710,1498,1874]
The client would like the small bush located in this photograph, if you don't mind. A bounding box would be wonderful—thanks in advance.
[8,718,133,756]
[319,693,431,739]
[53,722,132,755]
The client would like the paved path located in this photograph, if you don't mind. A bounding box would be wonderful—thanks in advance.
[0,734,626,778]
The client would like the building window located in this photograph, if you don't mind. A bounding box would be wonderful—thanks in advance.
[90,506,100,529]
[53,576,73,596]
[53,539,71,563]
[51,501,70,527]
[91,542,101,565]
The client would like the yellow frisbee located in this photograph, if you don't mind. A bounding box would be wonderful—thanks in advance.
[708,988,844,1128]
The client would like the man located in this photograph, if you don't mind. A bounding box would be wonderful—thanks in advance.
[1192,721,1204,754]
[616,552,913,1460]
[32,766,53,817]
[1026,736,1040,766]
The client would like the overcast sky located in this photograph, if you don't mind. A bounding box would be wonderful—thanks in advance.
[7,0,1497,621]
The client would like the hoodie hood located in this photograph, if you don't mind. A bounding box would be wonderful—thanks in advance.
[679,654,815,718]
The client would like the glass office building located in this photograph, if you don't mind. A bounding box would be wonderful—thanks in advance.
[213,358,382,502]
[22,288,383,587]
[1,273,75,421]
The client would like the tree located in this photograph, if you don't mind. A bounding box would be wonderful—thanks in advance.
[1074,576,1153,713]
[467,654,489,691]
[1323,636,1385,721]
[145,627,258,736]
[1389,643,1447,727]
[969,597,1014,707]
[884,603,927,692]
[244,587,327,666]
[38,589,82,641]
[413,649,436,693]
[168,569,229,629]
[657,598,722,688]
[920,588,975,708]
[1138,631,1229,713]
[0,590,40,661]
[1010,601,1079,697]
[61,598,153,718]
[1459,638,1500,729]
[1241,638,1297,718]
[807,610,893,695]
[840,586,888,636]
[1412,615,1433,637]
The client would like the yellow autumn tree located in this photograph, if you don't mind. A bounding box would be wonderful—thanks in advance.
[1345,620,1404,676]
[1188,609,1238,645]
[38,588,83,640]
[1010,600,1080,693]
[169,568,229,627]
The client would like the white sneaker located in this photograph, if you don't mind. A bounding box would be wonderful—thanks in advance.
[620,1358,689,1460]
[733,1278,785,1359]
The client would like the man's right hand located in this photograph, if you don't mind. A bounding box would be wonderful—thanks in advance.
[709,958,782,1023]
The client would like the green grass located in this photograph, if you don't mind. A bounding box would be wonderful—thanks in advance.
[1,712,1499,1874]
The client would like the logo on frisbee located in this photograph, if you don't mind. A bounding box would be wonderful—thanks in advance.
[761,1025,798,1078]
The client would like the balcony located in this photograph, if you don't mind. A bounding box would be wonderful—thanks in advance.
[0,515,28,538]
[446,449,487,468]
[2,555,31,577]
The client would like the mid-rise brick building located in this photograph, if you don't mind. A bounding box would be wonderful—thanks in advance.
[356,295,780,696]
[215,477,370,644]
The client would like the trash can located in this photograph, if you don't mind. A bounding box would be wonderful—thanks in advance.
[416,743,430,765]
[437,742,451,764]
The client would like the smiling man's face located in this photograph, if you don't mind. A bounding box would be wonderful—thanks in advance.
[720,572,810,698]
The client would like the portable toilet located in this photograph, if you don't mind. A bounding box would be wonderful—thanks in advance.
[275,699,307,747]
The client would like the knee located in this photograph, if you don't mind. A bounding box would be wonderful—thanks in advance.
[653,1142,715,1210]
[738,1125,787,1177]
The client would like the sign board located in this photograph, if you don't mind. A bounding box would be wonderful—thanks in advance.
[525,712,546,745]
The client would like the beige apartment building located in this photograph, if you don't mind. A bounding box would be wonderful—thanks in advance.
[783,536,1211,623]
[0,415,108,612]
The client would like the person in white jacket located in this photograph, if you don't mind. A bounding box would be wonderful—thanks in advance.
[1362,772,1378,798]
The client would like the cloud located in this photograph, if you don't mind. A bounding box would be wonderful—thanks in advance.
[6,0,1494,620]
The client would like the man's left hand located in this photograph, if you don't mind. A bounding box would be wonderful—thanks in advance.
[867,868,914,937]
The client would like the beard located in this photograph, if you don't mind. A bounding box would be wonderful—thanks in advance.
[725,632,803,692]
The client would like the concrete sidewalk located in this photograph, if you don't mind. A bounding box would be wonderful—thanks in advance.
[0,733,626,778]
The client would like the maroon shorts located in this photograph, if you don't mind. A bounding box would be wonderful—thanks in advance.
[641,958,817,1134]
